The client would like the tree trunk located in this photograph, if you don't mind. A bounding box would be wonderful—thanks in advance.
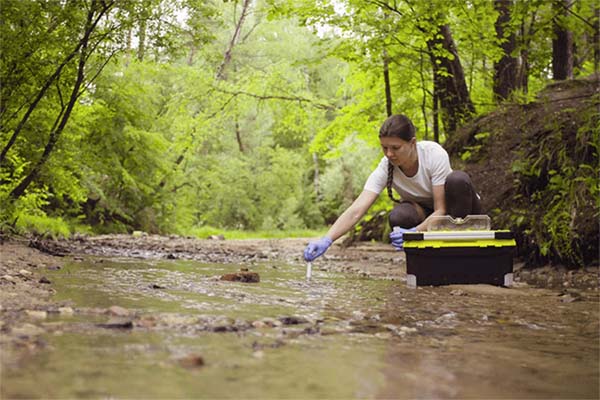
[383,50,392,117]
[419,50,429,140]
[493,0,520,101]
[216,0,252,81]
[137,16,147,62]
[594,7,600,73]
[313,152,320,201]
[552,0,574,80]
[9,0,112,200]
[427,24,475,135]
[235,119,244,153]
[432,64,440,143]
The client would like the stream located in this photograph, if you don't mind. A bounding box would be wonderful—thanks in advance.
[2,256,599,399]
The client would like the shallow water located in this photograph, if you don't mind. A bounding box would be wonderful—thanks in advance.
[2,257,599,399]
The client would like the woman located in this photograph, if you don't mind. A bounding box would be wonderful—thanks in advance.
[304,114,481,262]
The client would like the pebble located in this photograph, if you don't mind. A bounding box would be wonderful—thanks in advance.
[253,318,282,328]
[58,307,74,315]
[25,310,47,319]
[252,350,265,359]
[278,316,308,325]
[252,320,268,329]
[108,305,130,317]
[177,354,205,368]
[12,323,45,336]
[220,271,260,283]
[98,318,134,329]
[1,275,17,284]
[18,269,32,277]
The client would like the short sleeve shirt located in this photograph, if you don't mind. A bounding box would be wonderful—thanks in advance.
[363,141,452,209]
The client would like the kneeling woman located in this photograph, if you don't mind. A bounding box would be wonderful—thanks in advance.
[304,114,482,261]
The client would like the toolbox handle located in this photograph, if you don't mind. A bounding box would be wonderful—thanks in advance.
[404,231,513,241]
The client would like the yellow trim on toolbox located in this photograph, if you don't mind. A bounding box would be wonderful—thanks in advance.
[404,239,516,249]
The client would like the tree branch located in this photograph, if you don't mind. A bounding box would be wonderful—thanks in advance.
[211,86,336,110]
[216,0,252,80]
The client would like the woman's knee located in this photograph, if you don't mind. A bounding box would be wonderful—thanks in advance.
[445,170,482,217]
[389,202,422,228]
[445,170,472,192]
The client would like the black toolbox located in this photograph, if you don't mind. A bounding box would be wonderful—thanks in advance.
[403,230,516,288]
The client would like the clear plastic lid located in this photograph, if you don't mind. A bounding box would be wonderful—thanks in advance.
[427,215,491,231]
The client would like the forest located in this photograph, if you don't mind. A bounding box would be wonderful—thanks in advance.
[1,0,598,267]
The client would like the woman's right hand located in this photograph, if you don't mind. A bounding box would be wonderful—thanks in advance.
[303,237,333,261]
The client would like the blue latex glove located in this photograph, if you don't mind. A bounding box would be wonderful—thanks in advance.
[304,236,333,261]
[389,227,417,251]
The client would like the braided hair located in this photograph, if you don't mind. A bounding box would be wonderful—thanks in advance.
[379,114,416,204]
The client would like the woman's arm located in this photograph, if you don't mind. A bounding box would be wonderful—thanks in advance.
[415,184,446,232]
[326,190,379,241]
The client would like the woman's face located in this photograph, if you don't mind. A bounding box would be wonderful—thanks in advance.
[380,136,415,167]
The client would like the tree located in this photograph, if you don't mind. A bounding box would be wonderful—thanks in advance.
[6,0,119,200]
[494,0,520,101]
[426,23,475,134]
[552,0,574,80]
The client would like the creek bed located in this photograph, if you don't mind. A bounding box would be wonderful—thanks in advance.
[2,256,599,399]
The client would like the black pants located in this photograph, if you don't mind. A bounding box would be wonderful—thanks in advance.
[388,170,482,229]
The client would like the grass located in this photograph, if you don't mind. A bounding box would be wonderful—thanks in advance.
[14,213,72,239]
[5,215,327,241]
[184,226,327,240]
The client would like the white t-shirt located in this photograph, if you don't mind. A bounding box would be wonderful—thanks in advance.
[363,141,452,209]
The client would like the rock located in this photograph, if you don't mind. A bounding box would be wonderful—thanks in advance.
[12,323,45,337]
[559,293,581,303]
[252,320,268,329]
[278,316,308,325]
[136,316,157,328]
[108,305,130,317]
[177,354,205,368]
[150,283,166,289]
[1,275,17,284]
[58,307,74,315]
[97,318,134,329]
[39,276,51,284]
[252,350,265,359]
[25,310,48,319]
[399,326,418,334]
[253,318,282,328]
[18,269,32,277]
[46,265,61,270]
[208,235,225,240]
[220,271,260,283]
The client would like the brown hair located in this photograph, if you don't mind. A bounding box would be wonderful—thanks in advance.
[379,115,416,203]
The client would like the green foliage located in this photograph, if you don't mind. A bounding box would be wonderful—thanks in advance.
[318,135,380,220]
[501,95,599,267]
[193,146,309,230]
[13,212,71,239]
[186,225,326,239]
[460,131,490,161]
